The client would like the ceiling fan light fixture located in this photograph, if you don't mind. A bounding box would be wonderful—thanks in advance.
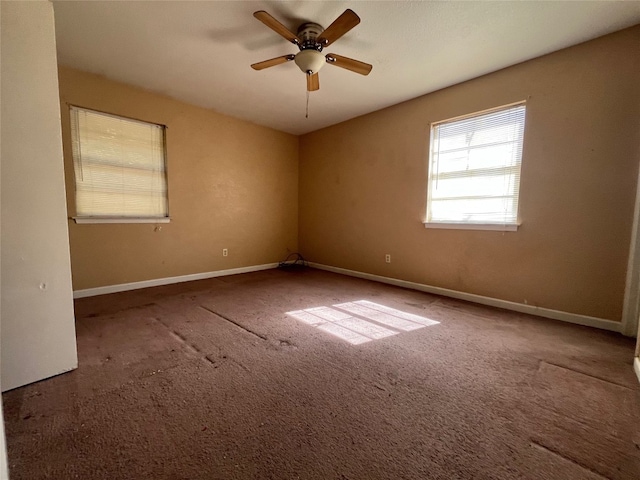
[294,50,326,75]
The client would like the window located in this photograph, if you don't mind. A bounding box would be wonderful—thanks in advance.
[70,106,169,223]
[425,102,526,231]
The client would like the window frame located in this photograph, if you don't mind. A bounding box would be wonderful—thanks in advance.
[424,101,526,232]
[69,105,170,224]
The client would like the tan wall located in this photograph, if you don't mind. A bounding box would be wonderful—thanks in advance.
[58,67,298,291]
[299,26,640,322]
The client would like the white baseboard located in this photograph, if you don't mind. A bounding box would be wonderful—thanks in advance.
[308,262,622,333]
[73,260,623,334]
[635,357,640,385]
[73,263,279,299]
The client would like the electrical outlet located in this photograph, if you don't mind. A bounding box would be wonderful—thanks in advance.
[222,248,228,257]
[385,254,391,263]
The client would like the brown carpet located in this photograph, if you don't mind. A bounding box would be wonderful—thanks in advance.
[3,268,639,480]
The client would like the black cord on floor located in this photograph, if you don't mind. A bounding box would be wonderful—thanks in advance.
[278,252,308,271]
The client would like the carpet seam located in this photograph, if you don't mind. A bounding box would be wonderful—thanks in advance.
[199,305,267,340]
[540,360,637,390]
[530,440,611,480]
[151,316,204,357]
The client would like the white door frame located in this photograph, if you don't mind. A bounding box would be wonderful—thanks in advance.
[622,161,640,337]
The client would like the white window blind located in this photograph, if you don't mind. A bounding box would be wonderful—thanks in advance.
[70,106,168,220]
[426,103,526,228]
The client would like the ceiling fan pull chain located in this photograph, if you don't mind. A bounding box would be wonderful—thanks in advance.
[306,89,310,119]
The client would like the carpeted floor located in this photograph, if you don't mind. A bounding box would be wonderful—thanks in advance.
[3,268,639,479]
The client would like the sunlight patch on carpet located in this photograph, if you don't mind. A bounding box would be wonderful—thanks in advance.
[286,301,439,345]
[334,302,425,331]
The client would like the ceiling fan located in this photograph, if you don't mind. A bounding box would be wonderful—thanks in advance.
[251,9,373,92]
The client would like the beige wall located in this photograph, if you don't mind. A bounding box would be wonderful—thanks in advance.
[58,67,298,291]
[299,26,640,322]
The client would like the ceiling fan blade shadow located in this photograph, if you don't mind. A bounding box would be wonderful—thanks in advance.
[265,1,309,30]
[243,35,286,51]
[326,53,372,76]
[251,55,295,70]
[207,26,249,43]
[317,9,360,47]
[307,73,319,91]
[253,11,300,45]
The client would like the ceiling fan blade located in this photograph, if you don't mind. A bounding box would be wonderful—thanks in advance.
[253,11,300,45]
[307,73,319,92]
[251,55,295,70]
[326,53,373,76]
[317,9,360,46]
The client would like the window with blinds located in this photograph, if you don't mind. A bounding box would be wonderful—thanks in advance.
[426,103,526,230]
[70,106,168,222]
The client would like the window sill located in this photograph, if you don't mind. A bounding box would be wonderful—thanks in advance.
[73,217,171,224]
[424,222,519,232]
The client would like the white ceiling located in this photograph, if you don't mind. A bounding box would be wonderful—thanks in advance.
[52,1,640,135]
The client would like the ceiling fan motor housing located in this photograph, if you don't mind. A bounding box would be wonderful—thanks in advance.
[295,22,326,74]
[297,23,324,50]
